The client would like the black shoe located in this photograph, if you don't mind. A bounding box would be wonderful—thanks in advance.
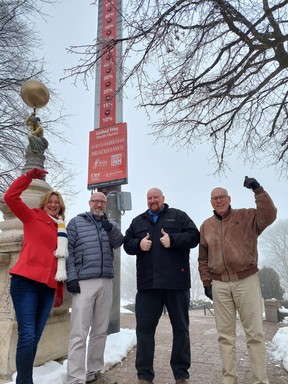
[175,379,190,384]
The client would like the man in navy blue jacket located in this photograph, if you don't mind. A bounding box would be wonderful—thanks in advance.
[124,188,200,384]
[66,191,123,384]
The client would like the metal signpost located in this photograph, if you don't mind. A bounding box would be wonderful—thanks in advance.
[88,0,130,333]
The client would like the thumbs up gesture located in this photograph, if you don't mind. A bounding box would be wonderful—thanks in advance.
[140,233,152,252]
[160,228,171,248]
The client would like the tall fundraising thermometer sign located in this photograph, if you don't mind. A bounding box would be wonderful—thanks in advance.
[88,0,128,190]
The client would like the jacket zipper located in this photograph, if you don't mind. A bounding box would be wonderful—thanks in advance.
[220,220,240,281]
[92,218,104,277]
[220,221,230,280]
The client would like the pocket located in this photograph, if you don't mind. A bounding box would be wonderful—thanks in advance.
[162,221,179,234]
[134,226,150,239]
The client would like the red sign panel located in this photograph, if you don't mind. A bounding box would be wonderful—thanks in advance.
[87,123,128,189]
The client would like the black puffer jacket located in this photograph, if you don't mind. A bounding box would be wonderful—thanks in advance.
[66,212,124,282]
[124,204,200,290]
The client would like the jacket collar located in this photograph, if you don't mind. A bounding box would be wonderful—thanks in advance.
[213,205,232,220]
[144,203,169,219]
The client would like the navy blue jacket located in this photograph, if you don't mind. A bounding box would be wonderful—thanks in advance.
[124,204,200,290]
[66,212,124,282]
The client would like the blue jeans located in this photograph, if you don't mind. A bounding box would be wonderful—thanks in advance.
[135,289,191,382]
[10,275,55,384]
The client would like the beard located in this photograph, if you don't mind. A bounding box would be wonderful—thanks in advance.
[91,209,104,218]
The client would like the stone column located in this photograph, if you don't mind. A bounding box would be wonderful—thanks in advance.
[0,179,71,380]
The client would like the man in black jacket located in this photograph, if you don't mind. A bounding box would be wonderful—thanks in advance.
[124,188,200,384]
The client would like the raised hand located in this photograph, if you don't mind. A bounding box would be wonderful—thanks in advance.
[25,168,48,180]
[140,233,152,252]
[160,228,171,248]
[101,213,112,232]
[243,176,260,191]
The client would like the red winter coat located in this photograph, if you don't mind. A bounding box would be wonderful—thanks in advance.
[4,175,58,289]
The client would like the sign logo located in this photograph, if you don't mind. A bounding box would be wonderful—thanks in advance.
[88,122,128,189]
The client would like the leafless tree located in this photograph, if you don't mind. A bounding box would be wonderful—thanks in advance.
[259,219,288,295]
[65,0,288,174]
[0,0,71,193]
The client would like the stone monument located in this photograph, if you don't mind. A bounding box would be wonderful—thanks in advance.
[0,80,71,380]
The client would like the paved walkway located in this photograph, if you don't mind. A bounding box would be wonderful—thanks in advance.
[105,310,287,384]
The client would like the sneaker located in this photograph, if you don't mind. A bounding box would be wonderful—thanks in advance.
[86,372,117,384]
[176,379,190,384]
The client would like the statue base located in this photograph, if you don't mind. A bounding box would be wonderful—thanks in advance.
[22,152,46,174]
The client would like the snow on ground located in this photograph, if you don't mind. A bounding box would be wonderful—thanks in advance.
[5,309,288,383]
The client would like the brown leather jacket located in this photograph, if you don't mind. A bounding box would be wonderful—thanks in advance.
[198,187,277,287]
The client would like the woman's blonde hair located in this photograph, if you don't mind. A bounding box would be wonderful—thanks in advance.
[39,190,66,219]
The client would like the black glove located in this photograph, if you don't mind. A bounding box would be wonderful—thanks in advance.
[25,168,48,180]
[204,286,213,300]
[66,279,81,294]
[101,213,112,232]
[243,176,260,191]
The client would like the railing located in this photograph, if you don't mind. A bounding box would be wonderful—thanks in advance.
[190,303,214,316]
[203,304,214,316]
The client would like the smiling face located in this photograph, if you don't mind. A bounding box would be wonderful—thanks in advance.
[147,188,165,213]
[43,193,61,218]
[89,192,107,218]
[210,187,231,216]
[39,190,66,219]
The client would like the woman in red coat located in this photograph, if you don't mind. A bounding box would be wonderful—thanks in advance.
[4,168,68,384]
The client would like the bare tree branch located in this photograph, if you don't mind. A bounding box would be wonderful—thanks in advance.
[260,219,288,295]
[64,0,288,175]
[0,0,77,195]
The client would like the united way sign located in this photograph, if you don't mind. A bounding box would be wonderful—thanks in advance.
[87,122,128,189]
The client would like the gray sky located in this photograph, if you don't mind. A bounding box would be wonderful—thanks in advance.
[37,0,286,234]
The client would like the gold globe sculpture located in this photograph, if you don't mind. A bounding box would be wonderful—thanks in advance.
[20,80,50,109]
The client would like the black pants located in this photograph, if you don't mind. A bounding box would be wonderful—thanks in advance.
[135,289,191,382]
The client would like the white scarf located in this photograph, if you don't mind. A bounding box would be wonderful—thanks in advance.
[49,215,68,281]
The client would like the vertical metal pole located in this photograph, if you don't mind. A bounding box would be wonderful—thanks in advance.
[103,186,121,333]
[91,0,124,334]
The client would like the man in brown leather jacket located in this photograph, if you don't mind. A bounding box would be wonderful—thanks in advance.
[198,176,277,384]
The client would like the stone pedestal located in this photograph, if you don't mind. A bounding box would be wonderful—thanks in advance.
[22,153,46,175]
[0,179,71,380]
[264,298,280,322]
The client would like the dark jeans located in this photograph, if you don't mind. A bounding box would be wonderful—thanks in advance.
[135,289,191,382]
[10,275,55,384]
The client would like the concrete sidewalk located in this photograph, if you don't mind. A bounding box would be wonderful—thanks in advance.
[105,311,287,384]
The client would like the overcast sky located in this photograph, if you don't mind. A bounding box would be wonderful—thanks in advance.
[36,1,287,235]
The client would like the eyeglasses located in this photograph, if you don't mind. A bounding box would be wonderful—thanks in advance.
[211,195,228,202]
[90,199,107,205]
